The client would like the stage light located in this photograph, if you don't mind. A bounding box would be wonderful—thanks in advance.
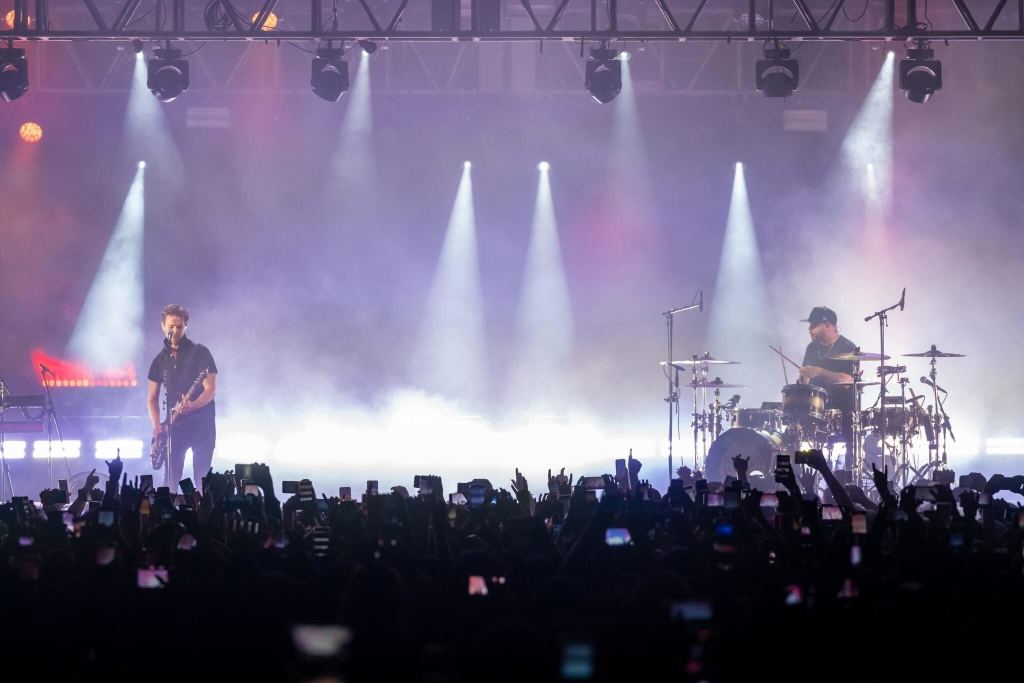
[132,38,144,55]
[147,48,189,102]
[756,46,799,97]
[899,46,941,103]
[138,160,146,169]
[95,439,144,460]
[585,47,621,104]
[618,51,631,61]
[537,161,550,172]
[311,47,349,102]
[251,11,278,30]
[19,121,42,143]
[358,39,378,55]
[5,10,31,28]
[32,440,81,459]
[1,441,26,460]
[464,161,472,169]
[0,48,29,102]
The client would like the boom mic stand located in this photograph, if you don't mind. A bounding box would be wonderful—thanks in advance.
[864,288,905,480]
[39,367,73,490]
[663,289,702,480]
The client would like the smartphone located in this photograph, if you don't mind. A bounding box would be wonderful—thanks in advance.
[604,528,632,546]
[468,575,489,596]
[243,483,260,496]
[140,474,154,492]
[449,492,467,506]
[670,599,713,622]
[99,510,115,527]
[179,478,196,495]
[291,625,352,658]
[850,544,862,567]
[706,492,724,507]
[852,511,868,534]
[137,567,169,589]
[978,493,992,507]
[366,480,379,496]
[821,505,843,522]
[282,481,299,495]
[560,641,594,680]
[760,493,779,507]
[582,476,604,491]
[62,512,74,533]
[338,486,351,501]
[235,464,254,481]
[615,458,628,492]
[58,479,69,494]
[468,484,486,508]
[312,526,330,558]
[723,489,740,509]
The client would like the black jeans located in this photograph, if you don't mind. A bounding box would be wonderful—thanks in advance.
[165,415,216,492]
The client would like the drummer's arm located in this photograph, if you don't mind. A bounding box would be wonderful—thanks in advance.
[799,366,853,385]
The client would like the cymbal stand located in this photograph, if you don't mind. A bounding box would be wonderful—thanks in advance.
[850,360,866,485]
[897,375,911,489]
[663,296,701,480]
[928,356,952,471]
[710,387,724,440]
[864,288,906,461]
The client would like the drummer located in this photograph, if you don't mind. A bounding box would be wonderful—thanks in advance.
[799,306,857,467]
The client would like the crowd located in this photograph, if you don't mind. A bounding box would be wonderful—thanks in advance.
[2,450,1022,682]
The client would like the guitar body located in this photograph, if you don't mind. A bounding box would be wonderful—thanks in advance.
[150,368,209,471]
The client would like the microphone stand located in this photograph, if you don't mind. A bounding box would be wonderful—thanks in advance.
[39,367,73,490]
[663,290,702,481]
[0,378,14,502]
[864,288,905,482]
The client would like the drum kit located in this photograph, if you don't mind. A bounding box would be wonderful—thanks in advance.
[662,344,963,487]
[661,291,963,491]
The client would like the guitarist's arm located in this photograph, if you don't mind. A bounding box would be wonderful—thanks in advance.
[179,373,217,415]
[147,380,164,434]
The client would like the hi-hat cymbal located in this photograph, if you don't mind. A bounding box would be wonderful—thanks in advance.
[832,380,881,387]
[687,378,746,389]
[903,344,966,358]
[827,351,890,362]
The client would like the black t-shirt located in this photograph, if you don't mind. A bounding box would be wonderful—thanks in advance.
[802,334,857,412]
[148,337,218,427]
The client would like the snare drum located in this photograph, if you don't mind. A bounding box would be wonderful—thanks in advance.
[861,406,919,434]
[732,408,784,433]
[781,384,828,424]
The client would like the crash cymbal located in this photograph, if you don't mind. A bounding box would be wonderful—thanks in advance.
[687,378,746,389]
[827,351,890,362]
[832,380,881,387]
[902,344,965,358]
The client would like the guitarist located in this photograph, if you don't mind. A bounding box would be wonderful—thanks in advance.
[146,304,218,491]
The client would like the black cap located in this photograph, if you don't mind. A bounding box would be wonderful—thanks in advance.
[801,306,837,325]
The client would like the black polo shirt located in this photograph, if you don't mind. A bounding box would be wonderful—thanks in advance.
[147,336,218,427]
[802,335,857,412]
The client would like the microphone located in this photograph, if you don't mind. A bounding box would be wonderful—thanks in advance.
[920,376,947,394]
[39,363,54,376]
[698,289,704,313]
[899,287,906,312]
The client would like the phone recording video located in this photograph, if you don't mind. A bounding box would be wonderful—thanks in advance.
[669,599,713,622]
[291,625,352,658]
[604,527,632,547]
[560,641,594,681]
[851,511,868,534]
[820,505,844,522]
[706,492,725,507]
[98,510,115,527]
[467,575,489,596]
[136,567,169,589]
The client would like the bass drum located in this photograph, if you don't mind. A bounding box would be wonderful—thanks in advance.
[704,428,784,484]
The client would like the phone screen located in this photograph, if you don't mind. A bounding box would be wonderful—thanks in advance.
[338,486,351,501]
[820,505,844,521]
[852,512,868,534]
[706,492,724,507]
[137,567,169,589]
[468,575,489,596]
[604,528,632,546]
[99,510,115,527]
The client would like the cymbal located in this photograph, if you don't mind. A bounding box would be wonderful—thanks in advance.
[827,351,890,362]
[832,380,881,387]
[661,354,740,367]
[686,379,746,389]
[902,345,965,358]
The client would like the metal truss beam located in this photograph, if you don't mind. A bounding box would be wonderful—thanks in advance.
[2,0,1024,42]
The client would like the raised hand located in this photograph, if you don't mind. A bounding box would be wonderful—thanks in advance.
[732,454,749,479]
[871,463,891,499]
[799,449,829,472]
[84,468,100,492]
[104,452,124,483]
[510,468,530,501]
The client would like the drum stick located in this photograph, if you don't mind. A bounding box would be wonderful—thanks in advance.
[769,344,802,370]
[779,345,790,385]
